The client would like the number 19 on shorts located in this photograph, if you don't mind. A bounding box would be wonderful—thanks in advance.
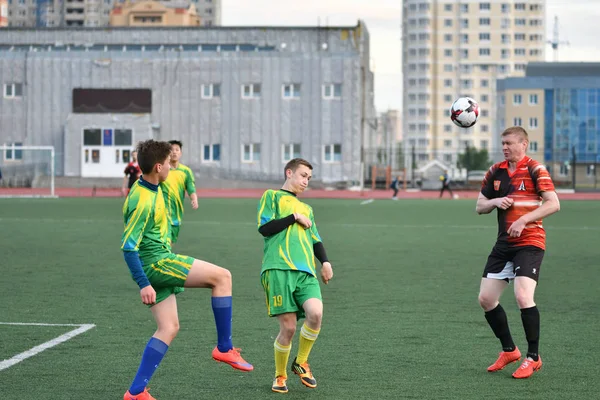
[272,295,283,307]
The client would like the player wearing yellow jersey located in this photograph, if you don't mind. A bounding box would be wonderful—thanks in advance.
[160,140,198,244]
[121,140,252,400]
[257,158,334,394]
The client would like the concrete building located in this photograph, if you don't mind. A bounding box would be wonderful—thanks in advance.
[402,0,546,169]
[497,62,600,188]
[8,0,218,28]
[190,0,219,27]
[0,23,376,186]
[110,0,200,27]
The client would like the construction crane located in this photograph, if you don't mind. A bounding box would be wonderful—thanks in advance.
[547,15,570,62]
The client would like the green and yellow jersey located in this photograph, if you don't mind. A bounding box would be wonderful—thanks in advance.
[160,163,196,227]
[121,178,171,265]
[257,189,322,277]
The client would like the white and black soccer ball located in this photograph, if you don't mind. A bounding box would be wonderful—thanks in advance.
[450,97,480,128]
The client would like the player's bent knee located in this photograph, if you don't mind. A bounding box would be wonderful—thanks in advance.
[478,294,498,311]
[514,292,535,309]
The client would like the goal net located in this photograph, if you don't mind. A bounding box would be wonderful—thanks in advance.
[0,145,57,198]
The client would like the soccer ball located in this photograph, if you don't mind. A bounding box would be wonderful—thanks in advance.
[450,97,480,128]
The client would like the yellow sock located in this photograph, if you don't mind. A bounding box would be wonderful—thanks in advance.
[274,340,292,378]
[296,324,320,364]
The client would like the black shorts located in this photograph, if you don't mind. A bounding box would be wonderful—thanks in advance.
[482,244,544,282]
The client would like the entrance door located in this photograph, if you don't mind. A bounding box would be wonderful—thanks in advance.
[81,128,134,177]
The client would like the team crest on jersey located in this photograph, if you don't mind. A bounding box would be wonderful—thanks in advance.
[518,180,526,191]
[494,180,501,191]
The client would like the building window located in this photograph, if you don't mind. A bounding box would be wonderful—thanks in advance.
[444,34,452,42]
[479,18,490,26]
[502,3,510,13]
[529,117,538,129]
[444,49,452,57]
[479,33,490,41]
[480,2,490,11]
[323,83,341,99]
[323,144,342,163]
[559,164,568,176]
[460,4,468,12]
[480,140,488,149]
[4,142,23,161]
[515,33,526,41]
[513,94,522,105]
[481,110,489,117]
[241,84,261,99]
[444,4,452,11]
[529,94,538,105]
[587,165,595,177]
[3,83,23,99]
[444,94,452,102]
[444,64,453,72]
[242,143,260,162]
[282,84,301,99]
[444,79,452,87]
[529,141,538,152]
[481,125,489,132]
[203,144,221,162]
[444,139,452,147]
[480,79,489,88]
[282,143,301,162]
[444,19,452,27]
[481,94,489,102]
[514,117,522,126]
[201,83,221,99]
[479,48,490,56]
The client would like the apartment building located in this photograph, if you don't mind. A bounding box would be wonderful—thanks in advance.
[7,0,218,27]
[402,0,546,168]
[497,62,600,187]
[110,0,200,26]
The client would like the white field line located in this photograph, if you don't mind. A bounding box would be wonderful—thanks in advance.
[360,199,375,205]
[0,322,96,371]
[0,217,598,231]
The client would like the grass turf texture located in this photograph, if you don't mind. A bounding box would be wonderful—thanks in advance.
[0,198,599,399]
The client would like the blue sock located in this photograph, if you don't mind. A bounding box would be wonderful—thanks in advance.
[212,296,233,352]
[129,337,168,395]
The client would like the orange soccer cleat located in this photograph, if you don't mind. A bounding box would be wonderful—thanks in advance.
[123,388,156,400]
[291,358,317,388]
[512,356,542,379]
[272,375,289,393]
[212,346,254,372]
[487,347,522,372]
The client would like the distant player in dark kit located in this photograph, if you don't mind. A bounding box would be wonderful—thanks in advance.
[439,170,454,198]
[122,150,142,196]
[476,126,560,379]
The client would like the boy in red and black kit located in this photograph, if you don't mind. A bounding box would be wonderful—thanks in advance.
[123,150,142,196]
[475,126,560,379]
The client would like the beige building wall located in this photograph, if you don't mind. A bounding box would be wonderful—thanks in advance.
[0,0,8,27]
[110,0,200,26]
[503,88,545,163]
[402,0,546,167]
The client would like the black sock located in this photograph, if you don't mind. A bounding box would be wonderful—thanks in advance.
[485,304,516,352]
[521,306,540,361]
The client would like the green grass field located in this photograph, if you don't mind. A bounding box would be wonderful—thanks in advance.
[0,197,599,400]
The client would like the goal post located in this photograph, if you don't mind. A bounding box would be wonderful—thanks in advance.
[0,145,57,198]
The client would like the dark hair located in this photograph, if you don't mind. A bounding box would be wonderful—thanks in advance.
[136,140,172,174]
[501,126,529,142]
[284,158,313,179]
[168,140,183,149]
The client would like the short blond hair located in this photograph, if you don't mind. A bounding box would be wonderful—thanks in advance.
[501,126,529,142]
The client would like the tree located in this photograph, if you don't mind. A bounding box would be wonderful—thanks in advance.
[457,146,491,175]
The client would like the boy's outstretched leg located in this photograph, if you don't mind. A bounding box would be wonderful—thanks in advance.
[184,259,253,371]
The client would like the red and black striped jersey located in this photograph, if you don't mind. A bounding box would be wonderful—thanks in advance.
[481,156,555,250]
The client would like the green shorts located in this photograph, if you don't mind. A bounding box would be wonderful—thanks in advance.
[143,253,194,305]
[261,269,322,319]
[169,225,180,244]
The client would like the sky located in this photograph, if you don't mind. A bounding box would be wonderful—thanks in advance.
[223,0,600,112]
